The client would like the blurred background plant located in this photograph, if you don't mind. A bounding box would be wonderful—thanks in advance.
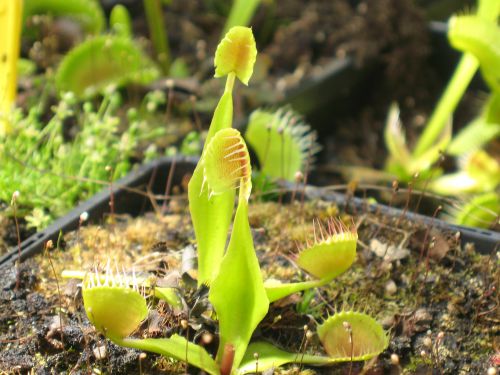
[0,90,167,231]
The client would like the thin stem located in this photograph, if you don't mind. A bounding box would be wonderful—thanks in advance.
[143,0,171,74]
[224,73,236,94]
[413,53,478,157]
[265,278,328,303]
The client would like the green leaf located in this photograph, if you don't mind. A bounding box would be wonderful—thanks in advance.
[409,117,451,173]
[239,314,388,375]
[448,15,500,90]
[264,218,357,303]
[81,271,219,374]
[154,287,183,309]
[477,0,500,20]
[209,200,269,371]
[430,171,483,195]
[55,35,160,98]
[317,311,389,362]
[447,118,500,156]
[264,278,323,303]
[238,341,330,374]
[23,0,105,34]
[188,92,235,286]
[245,108,320,181]
[430,150,499,194]
[384,103,410,163]
[110,4,132,38]
[222,0,261,36]
[452,192,500,228]
[82,272,148,341]
[484,91,500,123]
[120,335,220,375]
[296,218,357,280]
[463,150,500,187]
[203,128,251,198]
[18,58,36,77]
[214,26,257,85]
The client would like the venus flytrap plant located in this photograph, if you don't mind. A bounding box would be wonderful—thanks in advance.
[55,35,160,99]
[188,26,256,286]
[245,107,321,182]
[264,218,358,303]
[143,0,171,74]
[444,10,500,155]
[238,311,389,374]
[22,0,105,34]
[62,268,183,309]
[384,103,451,183]
[382,0,500,184]
[204,128,269,372]
[429,150,500,195]
[109,4,132,39]
[75,129,387,375]
[72,26,388,374]
[449,192,500,228]
[81,268,220,375]
[412,0,500,158]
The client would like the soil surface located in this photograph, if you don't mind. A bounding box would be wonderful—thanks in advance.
[0,196,497,374]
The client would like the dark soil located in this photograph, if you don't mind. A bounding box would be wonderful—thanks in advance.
[0,196,497,374]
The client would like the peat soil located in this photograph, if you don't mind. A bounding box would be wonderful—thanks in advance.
[0,197,497,374]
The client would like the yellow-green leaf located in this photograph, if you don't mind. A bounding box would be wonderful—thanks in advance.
[214,26,257,85]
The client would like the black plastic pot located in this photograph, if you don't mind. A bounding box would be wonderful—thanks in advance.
[0,156,497,269]
[0,157,197,268]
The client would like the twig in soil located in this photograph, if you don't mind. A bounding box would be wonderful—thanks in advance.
[161,156,176,214]
[371,180,399,240]
[139,352,147,375]
[299,134,314,221]
[424,206,442,281]
[165,80,174,122]
[343,180,358,216]
[253,352,259,374]
[278,125,285,204]
[77,211,88,246]
[412,205,442,298]
[189,94,203,134]
[44,239,64,344]
[343,321,354,375]
[0,334,34,344]
[258,125,272,195]
[432,331,445,375]
[293,325,309,364]
[298,327,313,373]
[106,165,115,224]
[181,316,190,372]
[396,175,416,227]
[413,153,445,214]
[290,171,303,203]
[11,191,21,290]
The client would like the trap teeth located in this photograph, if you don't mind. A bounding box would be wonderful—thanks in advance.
[296,218,357,280]
[202,128,251,196]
